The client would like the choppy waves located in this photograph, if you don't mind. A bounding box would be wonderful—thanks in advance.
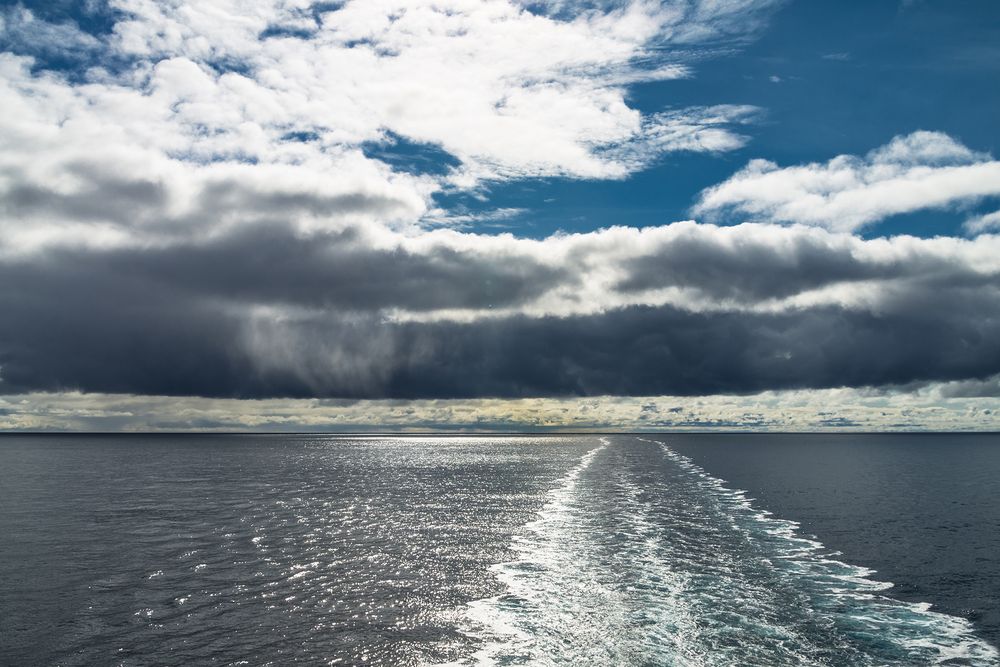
[452,436,999,666]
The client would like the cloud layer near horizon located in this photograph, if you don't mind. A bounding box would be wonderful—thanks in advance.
[3,377,999,432]
[3,219,1000,398]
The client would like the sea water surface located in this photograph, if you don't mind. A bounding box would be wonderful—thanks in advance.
[0,433,997,665]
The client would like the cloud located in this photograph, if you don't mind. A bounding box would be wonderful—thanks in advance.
[229,298,1000,398]
[0,0,777,257]
[0,5,103,62]
[611,222,1000,307]
[72,0,770,182]
[2,220,999,399]
[598,105,759,170]
[964,210,1000,235]
[0,53,437,254]
[936,375,1000,399]
[693,131,1000,232]
[3,381,999,432]
[421,207,528,229]
[6,218,1000,319]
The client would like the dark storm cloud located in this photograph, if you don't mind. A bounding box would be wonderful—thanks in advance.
[937,375,1000,398]
[1,167,169,225]
[0,257,247,396]
[2,239,1000,398]
[0,161,418,230]
[2,219,1000,399]
[193,181,414,222]
[369,298,1000,398]
[615,226,991,301]
[26,223,570,312]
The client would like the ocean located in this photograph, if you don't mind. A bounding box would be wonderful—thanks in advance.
[0,433,997,665]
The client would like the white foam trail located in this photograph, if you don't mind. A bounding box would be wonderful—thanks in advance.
[646,438,1000,666]
[603,468,707,667]
[441,436,998,667]
[442,437,617,666]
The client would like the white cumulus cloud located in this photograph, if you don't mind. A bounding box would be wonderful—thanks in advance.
[965,210,1000,235]
[693,131,1000,232]
[0,0,777,255]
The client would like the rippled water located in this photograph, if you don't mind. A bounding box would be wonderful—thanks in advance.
[1,434,997,665]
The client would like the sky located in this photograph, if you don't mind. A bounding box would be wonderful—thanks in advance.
[1,0,999,431]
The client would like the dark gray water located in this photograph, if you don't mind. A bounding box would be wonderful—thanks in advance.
[0,433,997,665]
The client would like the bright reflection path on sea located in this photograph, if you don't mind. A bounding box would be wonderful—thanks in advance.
[0,435,591,665]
